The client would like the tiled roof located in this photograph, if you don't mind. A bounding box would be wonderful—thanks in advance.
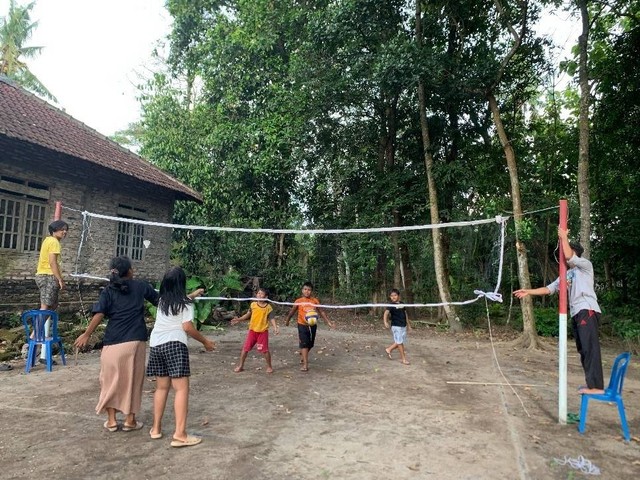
[0,76,202,202]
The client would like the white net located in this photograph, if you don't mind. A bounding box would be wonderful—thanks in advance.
[70,208,509,310]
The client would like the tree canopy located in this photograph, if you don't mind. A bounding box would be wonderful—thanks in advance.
[131,0,640,338]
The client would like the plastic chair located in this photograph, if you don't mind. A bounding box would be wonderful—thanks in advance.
[578,352,631,442]
[22,310,67,373]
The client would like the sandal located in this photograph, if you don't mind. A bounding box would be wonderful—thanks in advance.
[171,435,202,448]
[103,421,118,432]
[122,421,144,432]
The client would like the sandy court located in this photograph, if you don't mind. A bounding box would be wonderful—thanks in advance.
[0,324,638,479]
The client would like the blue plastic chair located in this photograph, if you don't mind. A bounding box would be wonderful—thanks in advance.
[22,310,67,373]
[578,352,631,442]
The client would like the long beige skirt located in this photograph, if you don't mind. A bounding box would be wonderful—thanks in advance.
[95,341,146,415]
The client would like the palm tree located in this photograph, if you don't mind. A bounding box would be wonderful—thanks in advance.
[1,0,56,101]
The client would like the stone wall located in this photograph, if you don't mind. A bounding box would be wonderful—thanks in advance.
[0,158,176,312]
[0,279,103,317]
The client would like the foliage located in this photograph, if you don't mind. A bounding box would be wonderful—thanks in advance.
[146,270,243,330]
[611,316,640,343]
[129,0,640,341]
[532,307,561,338]
[0,0,55,100]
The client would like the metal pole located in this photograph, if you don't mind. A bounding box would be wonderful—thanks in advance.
[558,199,568,424]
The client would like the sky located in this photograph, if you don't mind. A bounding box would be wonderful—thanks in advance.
[1,1,580,138]
[1,0,171,136]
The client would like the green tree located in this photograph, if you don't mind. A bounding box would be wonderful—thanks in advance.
[0,0,55,100]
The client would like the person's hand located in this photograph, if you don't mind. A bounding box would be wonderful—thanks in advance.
[558,227,569,241]
[383,321,390,329]
[513,289,529,299]
[58,278,65,290]
[203,339,215,351]
[74,332,90,349]
[328,320,336,329]
[285,319,290,327]
[230,317,240,325]
[193,288,205,297]
[274,325,280,335]
[408,325,413,332]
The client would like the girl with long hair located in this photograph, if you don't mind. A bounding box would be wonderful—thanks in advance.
[146,266,215,447]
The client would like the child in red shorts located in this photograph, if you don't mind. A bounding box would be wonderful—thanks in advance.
[231,288,279,373]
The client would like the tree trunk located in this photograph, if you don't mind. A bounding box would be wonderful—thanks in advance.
[416,1,461,332]
[577,0,591,258]
[488,92,541,349]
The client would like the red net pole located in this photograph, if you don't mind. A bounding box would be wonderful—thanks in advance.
[558,199,568,424]
[54,201,62,221]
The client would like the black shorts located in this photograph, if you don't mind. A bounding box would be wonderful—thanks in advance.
[146,341,190,378]
[298,323,317,349]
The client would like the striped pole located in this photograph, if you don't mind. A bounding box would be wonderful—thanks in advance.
[558,199,568,424]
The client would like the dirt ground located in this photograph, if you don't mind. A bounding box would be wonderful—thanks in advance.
[0,318,638,480]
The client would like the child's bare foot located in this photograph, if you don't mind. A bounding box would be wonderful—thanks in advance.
[266,367,273,373]
[300,365,309,372]
[385,348,392,360]
[401,360,410,365]
[233,366,244,373]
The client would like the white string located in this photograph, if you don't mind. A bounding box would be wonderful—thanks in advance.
[485,296,531,417]
[78,209,508,234]
[552,455,601,475]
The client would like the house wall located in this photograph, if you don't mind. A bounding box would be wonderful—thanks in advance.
[0,160,176,315]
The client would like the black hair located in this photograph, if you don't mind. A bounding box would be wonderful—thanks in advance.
[303,281,314,290]
[48,220,68,235]
[159,266,192,316]
[390,288,401,295]
[569,241,584,258]
[108,256,132,293]
[257,287,269,297]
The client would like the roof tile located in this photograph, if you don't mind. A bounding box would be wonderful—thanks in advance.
[0,76,202,202]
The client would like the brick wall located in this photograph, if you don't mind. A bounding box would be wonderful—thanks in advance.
[0,159,177,314]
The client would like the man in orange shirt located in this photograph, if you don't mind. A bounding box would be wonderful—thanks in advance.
[284,282,334,372]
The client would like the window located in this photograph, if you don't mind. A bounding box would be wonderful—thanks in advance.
[0,176,49,252]
[116,205,147,261]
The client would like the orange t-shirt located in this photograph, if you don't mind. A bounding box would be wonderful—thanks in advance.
[295,297,320,325]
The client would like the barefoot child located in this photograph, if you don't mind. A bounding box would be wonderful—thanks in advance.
[383,289,412,365]
[146,266,215,447]
[231,287,279,373]
[284,282,335,372]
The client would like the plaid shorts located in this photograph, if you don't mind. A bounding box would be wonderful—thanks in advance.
[35,275,60,307]
[146,341,190,378]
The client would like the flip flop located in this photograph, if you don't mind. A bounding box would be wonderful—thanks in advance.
[122,421,144,432]
[385,349,392,360]
[171,435,202,448]
[149,429,163,439]
[103,421,118,432]
[300,366,309,372]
